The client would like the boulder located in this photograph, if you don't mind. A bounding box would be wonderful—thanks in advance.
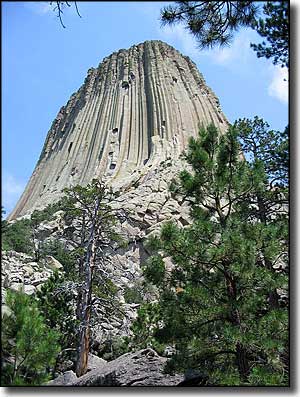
[87,354,107,372]
[44,255,64,270]
[23,284,36,295]
[2,305,12,318]
[56,349,184,386]
[23,265,34,276]
[48,371,77,386]
[176,369,209,386]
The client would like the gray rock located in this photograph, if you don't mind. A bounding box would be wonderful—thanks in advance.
[87,354,107,371]
[63,349,184,386]
[23,265,34,276]
[9,40,228,221]
[47,371,77,386]
[2,305,12,318]
[44,255,64,270]
[26,261,39,269]
[177,369,209,386]
[10,283,24,292]
[23,284,36,295]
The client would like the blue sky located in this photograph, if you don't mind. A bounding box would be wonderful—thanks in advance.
[2,1,289,216]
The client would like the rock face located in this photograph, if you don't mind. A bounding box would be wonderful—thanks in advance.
[48,349,184,386]
[1,251,59,316]
[9,40,228,220]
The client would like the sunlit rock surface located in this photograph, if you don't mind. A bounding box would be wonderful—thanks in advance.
[9,40,228,220]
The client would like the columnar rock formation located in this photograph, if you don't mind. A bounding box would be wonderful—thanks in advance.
[9,40,228,220]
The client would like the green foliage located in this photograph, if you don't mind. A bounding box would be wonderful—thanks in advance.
[234,116,288,188]
[61,179,124,267]
[39,240,75,277]
[160,1,288,68]
[142,255,165,286]
[100,336,130,361]
[123,285,144,304]
[2,201,63,256]
[1,218,33,254]
[1,290,60,386]
[93,278,118,300]
[61,179,125,376]
[29,201,63,229]
[129,303,166,355]
[160,2,258,49]
[250,1,289,68]
[36,272,78,351]
[1,207,8,234]
[135,123,288,386]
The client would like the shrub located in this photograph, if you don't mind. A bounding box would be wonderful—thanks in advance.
[1,290,61,386]
[1,219,33,254]
[36,272,78,351]
[124,285,144,304]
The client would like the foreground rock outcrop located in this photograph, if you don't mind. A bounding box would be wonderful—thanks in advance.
[48,349,184,386]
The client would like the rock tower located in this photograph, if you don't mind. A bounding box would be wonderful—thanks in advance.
[9,40,228,220]
[5,40,230,342]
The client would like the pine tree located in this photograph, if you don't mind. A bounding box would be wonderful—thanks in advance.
[234,117,288,310]
[1,207,8,234]
[36,272,78,352]
[250,1,289,68]
[160,1,289,68]
[139,123,288,385]
[1,290,60,386]
[160,1,258,48]
[60,179,125,377]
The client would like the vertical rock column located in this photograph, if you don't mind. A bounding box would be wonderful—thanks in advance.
[8,40,229,220]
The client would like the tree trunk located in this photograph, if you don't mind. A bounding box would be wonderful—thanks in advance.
[75,197,100,377]
[75,310,90,377]
[236,342,250,382]
[75,250,94,377]
[76,258,84,319]
[224,271,250,383]
[257,194,280,309]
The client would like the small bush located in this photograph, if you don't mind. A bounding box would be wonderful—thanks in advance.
[2,290,61,386]
[30,200,63,227]
[2,219,33,254]
[36,272,78,351]
[124,286,144,304]
[100,337,130,361]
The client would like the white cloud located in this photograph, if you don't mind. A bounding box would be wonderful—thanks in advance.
[268,66,288,105]
[158,24,258,68]
[204,29,259,67]
[24,2,53,15]
[2,173,26,216]
[208,36,248,65]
